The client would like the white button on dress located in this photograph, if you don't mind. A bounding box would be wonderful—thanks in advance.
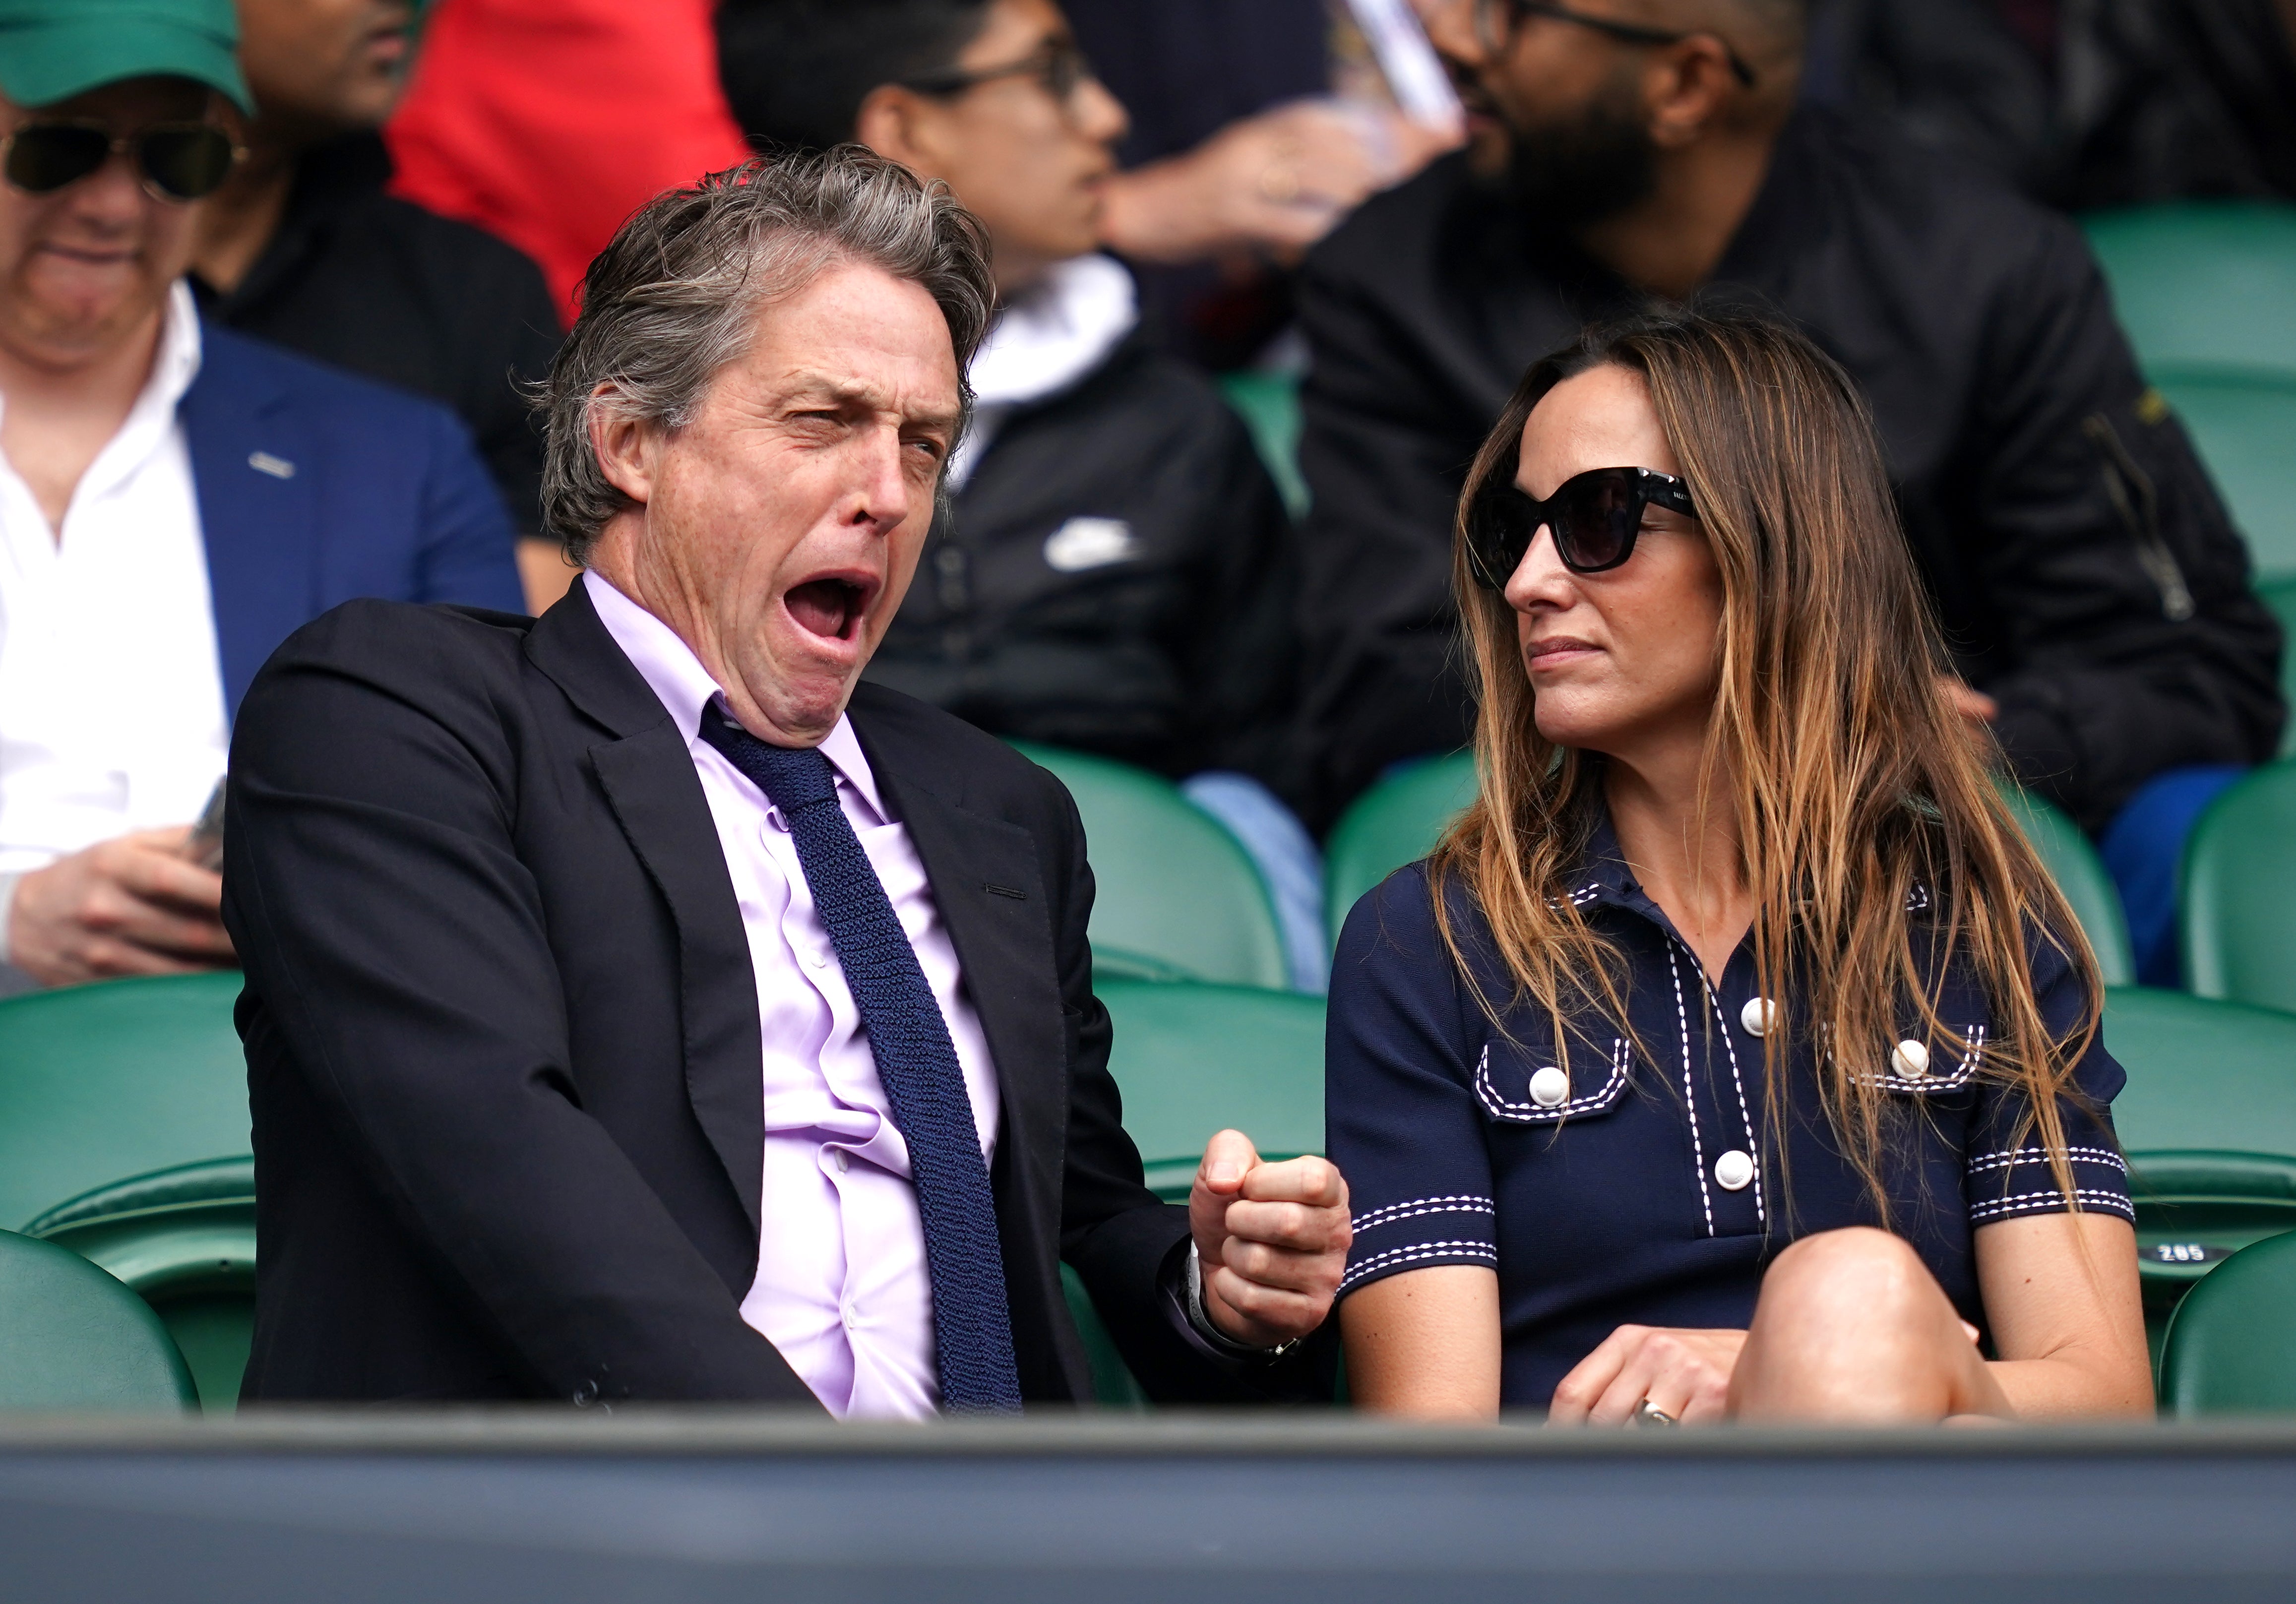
[1892,1039,1931,1079]
[1714,1149,1755,1191]
[1529,1065,1570,1108]
[1739,997,1778,1037]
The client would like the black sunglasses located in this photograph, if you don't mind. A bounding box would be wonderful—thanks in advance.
[899,39,1098,105]
[0,120,243,203]
[1463,464,1699,589]
[1472,0,1758,87]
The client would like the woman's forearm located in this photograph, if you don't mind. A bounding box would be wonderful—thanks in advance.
[1340,1266,1504,1419]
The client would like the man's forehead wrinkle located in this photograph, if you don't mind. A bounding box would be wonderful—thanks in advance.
[764,368,962,431]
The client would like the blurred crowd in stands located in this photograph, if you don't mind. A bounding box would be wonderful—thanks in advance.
[1,0,2292,993]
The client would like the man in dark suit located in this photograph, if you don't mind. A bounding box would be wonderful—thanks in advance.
[224,147,1351,1409]
[0,0,521,990]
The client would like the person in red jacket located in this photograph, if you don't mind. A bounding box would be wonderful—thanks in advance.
[382,0,749,321]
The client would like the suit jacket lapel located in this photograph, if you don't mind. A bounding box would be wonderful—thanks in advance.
[527,586,765,1234]
[851,713,1068,1292]
[181,322,320,720]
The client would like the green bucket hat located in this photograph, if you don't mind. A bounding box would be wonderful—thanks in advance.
[0,0,252,114]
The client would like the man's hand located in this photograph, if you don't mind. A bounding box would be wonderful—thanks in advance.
[1548,1325,1748,1426]
[1941,676,1998,724]
[1187,1129,1351,1349]
[8,826,236,986]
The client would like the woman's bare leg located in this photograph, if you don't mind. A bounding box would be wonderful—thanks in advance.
[1727,1227,2013,1422]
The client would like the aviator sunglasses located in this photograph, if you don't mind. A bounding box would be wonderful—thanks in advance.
[1464,464,1699,590]
[1,120,243,203]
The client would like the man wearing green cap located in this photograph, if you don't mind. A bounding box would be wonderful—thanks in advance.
[0,0,523,990]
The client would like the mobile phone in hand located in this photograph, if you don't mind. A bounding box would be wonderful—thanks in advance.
[186,778,226,871]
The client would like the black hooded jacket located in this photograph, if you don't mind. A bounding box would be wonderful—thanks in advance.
[1295,106,2282,830]
[865,328,1303,802]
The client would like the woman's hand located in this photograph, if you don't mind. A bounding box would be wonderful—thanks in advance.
[1547,1325,1748,1426]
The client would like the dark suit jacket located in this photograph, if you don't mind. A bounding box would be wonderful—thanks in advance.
[223,582,1274,1405]
[183,316,526,717]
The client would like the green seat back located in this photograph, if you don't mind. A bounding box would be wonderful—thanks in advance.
[0,973,249,1232]
[1058,1263,1149,1409]
[2159,1229,2296,1414]
[28,1158,256,1413]
[0,1228,194,1411]
[1323,752,1478,949]
[1992,781,2137,987]
[2101,985,2296,1350]
[1216,370,1308,519]
[2081,200,2296,377]
[1099,979,1325,1200]
[2152,371,2296,580]
[2260,579,2296,759]
[2180,761,2296,1011]
[1012,743,1289,989]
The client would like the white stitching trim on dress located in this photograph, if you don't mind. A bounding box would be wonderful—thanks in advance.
[1340,1239,1499,1291]
[1473,1036,1630,1123]
[1669,947,1715,1237]
[1867,1024,1985,1092]
[1906,882,1931,913]
[1966,1146,2128,1176]
[1967,1187,2134,1222]
[1352,1195,1497,1235]
[1545,880,1605,910]
[1683,943,1764,1227]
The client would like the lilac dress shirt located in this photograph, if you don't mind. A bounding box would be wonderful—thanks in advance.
[586,574,1002,1419]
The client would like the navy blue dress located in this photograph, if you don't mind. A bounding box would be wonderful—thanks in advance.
[1326,820,2134,1409]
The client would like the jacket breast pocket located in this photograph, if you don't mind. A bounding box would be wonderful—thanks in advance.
[1473,1033,1632,1125]
[1866,1019,1986,1097]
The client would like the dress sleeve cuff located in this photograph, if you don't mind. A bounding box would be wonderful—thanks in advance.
[1966,1144,2134,1226]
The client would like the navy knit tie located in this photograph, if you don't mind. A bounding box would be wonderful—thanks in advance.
[698,706,1023,1412]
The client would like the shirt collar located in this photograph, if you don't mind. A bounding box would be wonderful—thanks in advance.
[581,571,887,822]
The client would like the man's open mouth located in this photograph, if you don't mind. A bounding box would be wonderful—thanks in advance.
[783,575,874,643]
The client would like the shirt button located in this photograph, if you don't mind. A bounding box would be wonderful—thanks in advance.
[1892,1038,1931,1079]
[1715,1149,1755,1191]
[1739,997,1778,1037]
[1528,1066,1570,1108]
[802,944,830,969]
[833,1148,850,1173]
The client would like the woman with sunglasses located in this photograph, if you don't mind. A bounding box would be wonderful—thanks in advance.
[1325,308,2152,1423]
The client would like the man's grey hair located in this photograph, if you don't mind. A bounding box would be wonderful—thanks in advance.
[536,146,995,561]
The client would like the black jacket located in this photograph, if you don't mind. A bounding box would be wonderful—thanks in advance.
[866,330,1304,802]
[223,585,1294,1405]
[1296,107,2283,830]
[192,133,562,535]
[1805,0,2296,209]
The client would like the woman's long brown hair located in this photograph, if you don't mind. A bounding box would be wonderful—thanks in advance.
[1428,308,2100,1217]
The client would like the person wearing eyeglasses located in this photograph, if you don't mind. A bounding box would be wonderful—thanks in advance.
[1326,307,2154,1424]
[185,0,567,614]
[1293,0,2279,987]
[0,0,522,991]
[716,0,1322,982]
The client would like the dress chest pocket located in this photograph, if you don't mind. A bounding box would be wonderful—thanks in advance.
[1473,1032,1632,1124]
[1863,982,1989,1098]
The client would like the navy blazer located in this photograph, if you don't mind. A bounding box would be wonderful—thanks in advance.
[180,317,526,716]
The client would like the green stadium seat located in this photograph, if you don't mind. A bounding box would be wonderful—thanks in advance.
[1992,782,2137,987]
[2152,371,2296,579]
[2180,760,2296,1011]
[2261,579,2296,759]
[0,1228,195,1411]
[0,973,252,1409]
[1099,978,1325,1201]
[1323,752,1477,949]
[1321,755,2134,984]
[2103,985,2296,1354]
[1012,743,1290,989]
[1059,1263,1150,1409]
[27,1159,255,1413]
[2081,200,2296,378]
[1216,370,1308,519]
[2158,1229,2296,1414]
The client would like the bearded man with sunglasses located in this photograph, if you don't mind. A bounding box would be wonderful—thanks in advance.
[0,0,522,991]
[1296,0,2280,982]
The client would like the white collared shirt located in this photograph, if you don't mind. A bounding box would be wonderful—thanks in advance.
[584,572,1003,1419]
[0,281,227,953]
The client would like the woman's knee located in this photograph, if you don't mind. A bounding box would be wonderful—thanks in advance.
[1759,1227,1936,1328]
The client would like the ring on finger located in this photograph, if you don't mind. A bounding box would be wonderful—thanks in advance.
[1631,1399,1677,1428]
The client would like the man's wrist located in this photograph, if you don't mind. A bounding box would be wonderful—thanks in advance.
[1184,1242,1298,1361]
